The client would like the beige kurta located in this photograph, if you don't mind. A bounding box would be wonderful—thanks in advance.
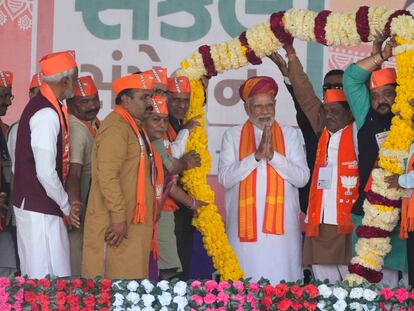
[82,111,153,279]
[68,114,97,276]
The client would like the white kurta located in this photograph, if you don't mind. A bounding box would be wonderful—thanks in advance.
[13,107,71,279]
[218,123,310,284]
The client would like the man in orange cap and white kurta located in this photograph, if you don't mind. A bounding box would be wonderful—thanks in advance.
[218,76,310,283]
[65,76,100,276]
[303,89,358,283]
[82,73,155,279]
[0,70,17,277]
[12,51,78,278]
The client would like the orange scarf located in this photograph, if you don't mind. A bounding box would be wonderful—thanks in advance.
[238,120,285,242]
[306,125,359,237]
[151,150,164,259]
[161,123,179,212]
[39,83,70,184]
[80,118,100,138]
[114,106,152,224]
[400,152,414,238]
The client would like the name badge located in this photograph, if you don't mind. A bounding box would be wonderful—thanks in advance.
[317,166,333,190]
[375,131,389,148]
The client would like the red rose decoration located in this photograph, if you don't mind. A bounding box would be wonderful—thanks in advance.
[263,284,275,297]
[71,279,83,289]
[304,300,318,311]
[56,279,68,291]
[67,293,80,306]
[291,301,303,311]
[100,279,112,290]
[38,278,51,289]
[24,290,36,303]
[303,284,318,299]
[262,296,273,310]
[290,285,303,299]
[86,279,95,289]
[84,295,96,308]
[277,298,292,311]
[25,279,37,288]
[37,293,51,308]
[55,291,67,306]
[98,291,111,306]
[275,283,289,298]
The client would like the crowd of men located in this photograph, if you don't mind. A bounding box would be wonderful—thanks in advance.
[0,34,414,287]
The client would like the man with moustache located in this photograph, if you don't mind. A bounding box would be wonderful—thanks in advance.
[344,39,408,285]
[12,51,78,278]
[0,70,17,276]
[65,76,100,276]
[218,76,310,283]
[82,73,155,279]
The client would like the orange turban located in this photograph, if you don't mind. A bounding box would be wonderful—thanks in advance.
[369,68,396,90]
[239,76,278,102]
[0,71,13,88]
[74,76,98,97]
[39,50,77,77]
[143,68,168,88]
[29,72,42,89]
[168,76,191,94]
[150,96,168,115]
[112,73,152,96]
[324,89,347,104]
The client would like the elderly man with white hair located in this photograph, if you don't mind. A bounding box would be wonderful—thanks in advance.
[12,51,78,278]
[218,76,310,283]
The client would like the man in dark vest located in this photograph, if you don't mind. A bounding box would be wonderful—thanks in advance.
[344,39,407,285]
[12,51,78,278]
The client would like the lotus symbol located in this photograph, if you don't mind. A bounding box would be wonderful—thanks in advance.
[341,176,358,195]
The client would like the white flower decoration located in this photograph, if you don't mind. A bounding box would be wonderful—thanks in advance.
[173,281,187,296]
[113,293,125,307]
[318,284,332,299]
[157,280,170,291]
[141,294,155,307]
[349,302,363,311]
[126,292,140,305]
[333,299,347,311]
[127,306,141,311]
[141,279,154,294]
[158,291,172,306]
[317,301,326,311]
[127,280,140,292]
[363,289,378,301]
[349,288,364,299]
[173,296,188,311]
[333,287,348,301]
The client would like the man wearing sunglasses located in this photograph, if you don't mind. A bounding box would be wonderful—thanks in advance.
[343,37,407,286]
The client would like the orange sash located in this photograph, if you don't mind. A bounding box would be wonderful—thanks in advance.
[151,150,164,259]
[114,106,152,224]
[80,118,100,138]
[162,123,180,212]
[39,83,70,184]
[238,120,285,242]
[306,124,359,237]
[400,152,414,238]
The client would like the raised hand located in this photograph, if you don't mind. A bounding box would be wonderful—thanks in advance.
[182,115,201,133]
[255,129,268,161]
[265,126,274,161]
[268,52,288,77]
[182,150,201,169]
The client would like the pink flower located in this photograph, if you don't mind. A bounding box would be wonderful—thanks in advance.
[205,280,218,292]
[218,281,231,291]
[410,289,414,300]
[15,277,25,287]
[191,294,203,306]
[236,307,244,311]
[0,303,12,311]
[395,288,408,303]
[380,288,395,301]
[217,291,230,304]
[249,282,259,293]
[190,280,202,290]
[233,294,245,304]
[0,293,9,304]
[217,308,226,311]
[247,293,257,306]
[204,293,217,305]
[0,278,10,288]
[233,281,244,293]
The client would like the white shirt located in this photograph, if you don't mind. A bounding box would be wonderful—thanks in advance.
[171,129,189,158]
[16,108,70,216]
[7,122,18,173]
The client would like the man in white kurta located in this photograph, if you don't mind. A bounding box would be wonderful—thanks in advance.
[218,76,310,284]
[12,51,78,278]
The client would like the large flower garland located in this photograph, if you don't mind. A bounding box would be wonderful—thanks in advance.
[176,6,414,283]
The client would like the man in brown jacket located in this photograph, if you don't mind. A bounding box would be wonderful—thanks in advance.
[82,72,154,279]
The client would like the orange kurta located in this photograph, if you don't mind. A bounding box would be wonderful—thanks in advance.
[82,111,153,279]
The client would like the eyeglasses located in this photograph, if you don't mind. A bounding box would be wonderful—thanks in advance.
[322,83,343,91]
